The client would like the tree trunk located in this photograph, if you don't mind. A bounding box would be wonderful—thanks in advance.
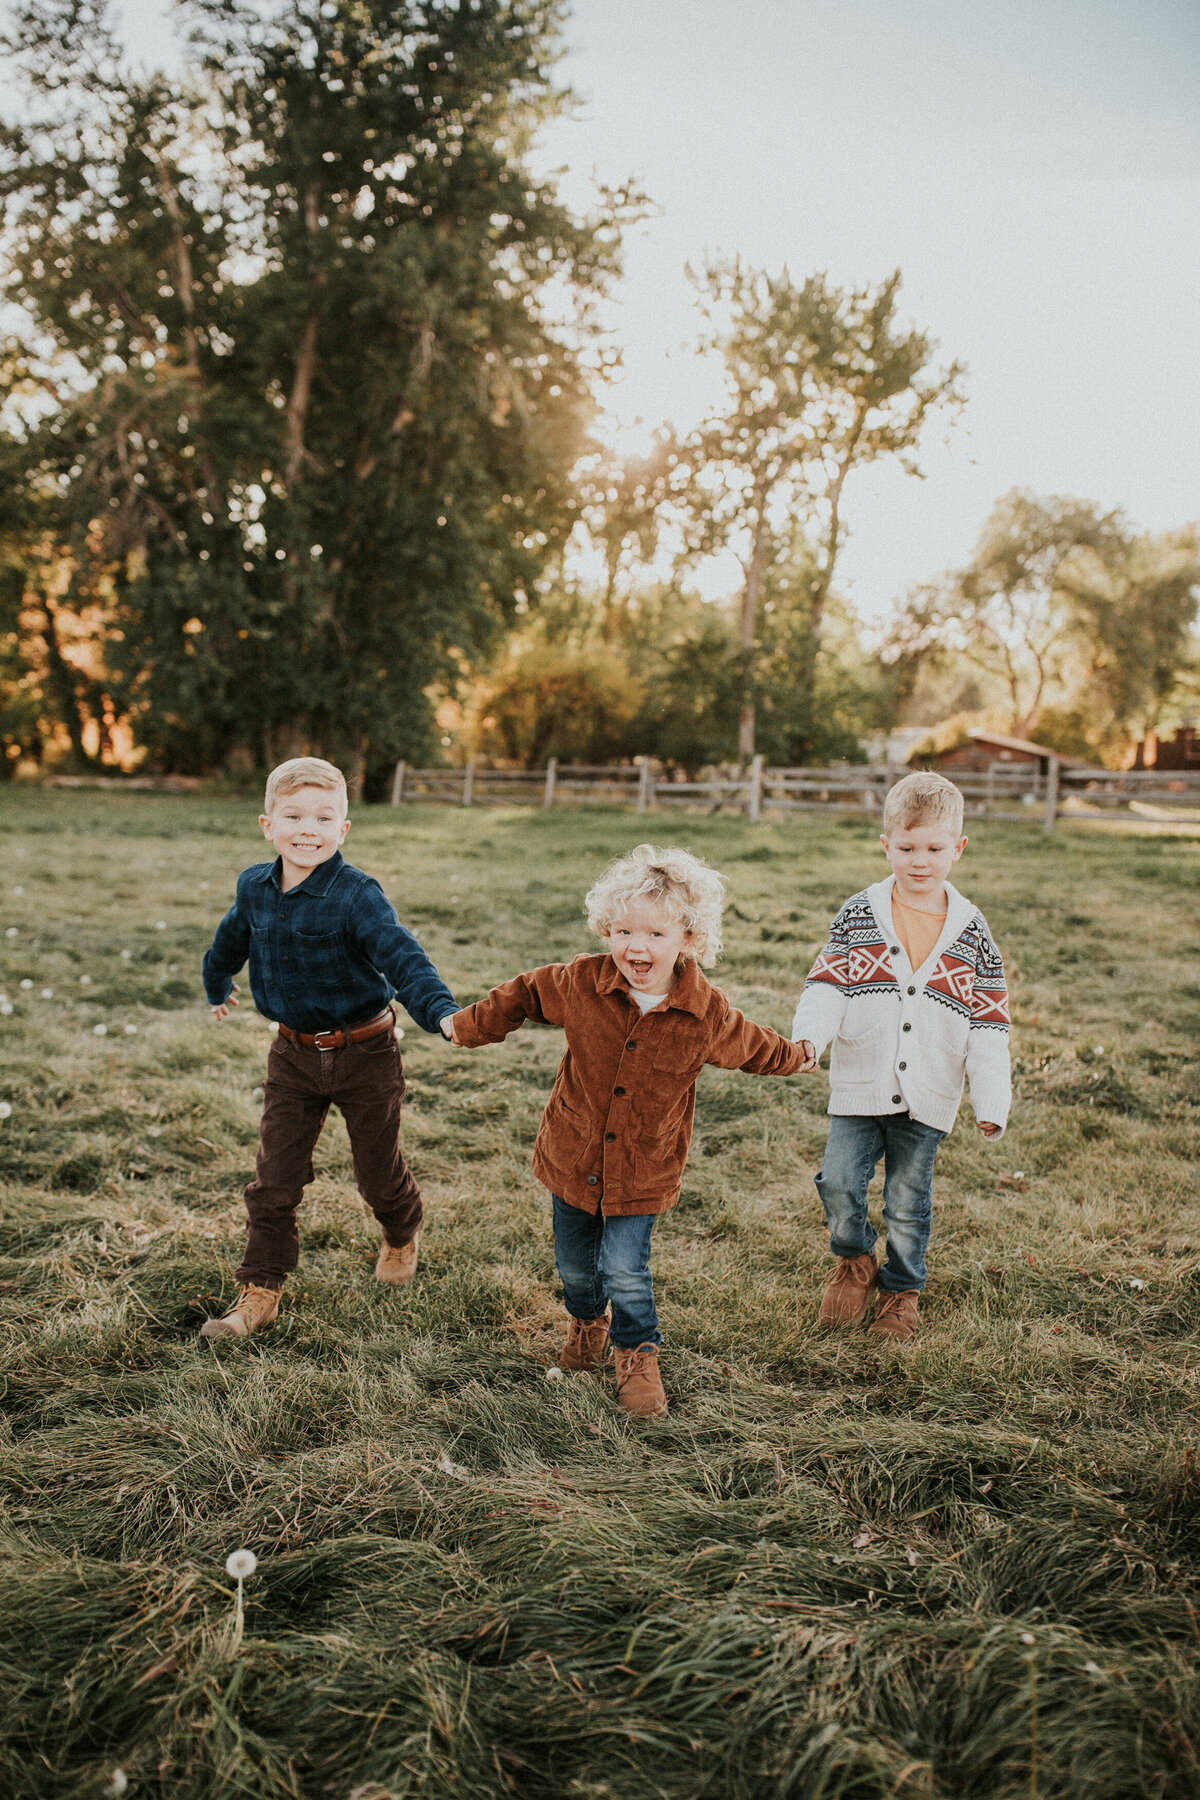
[737,519,769,763]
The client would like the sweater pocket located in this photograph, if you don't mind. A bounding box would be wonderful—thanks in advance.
[925,1016,970,1099]
[832,1023,885,1086]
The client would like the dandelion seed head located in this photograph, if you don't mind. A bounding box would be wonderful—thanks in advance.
[545,1365,565,1382]
[4,927,16,938]
[80,974,92,985]
[121,949,132,960]
[11,886,23,897]
[0,1102,12,1119]
[225,1549,258,1579]
[93,1023,108,1037]
[154,921,166,931]
[107,1772,128,1798]
[39,987,53,999]
[0,1002,12,1015]
[125,1024,138,1035]
[1128,1277,1146,1291]
[19,979,32,989]
[1020,1631,1036,1645]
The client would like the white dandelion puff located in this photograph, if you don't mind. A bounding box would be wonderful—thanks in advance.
[0,1102,12,1119]
[154,920,166,931]
[1128,1277,1146,1291]
[107,1772,128,1798]
[19,979,32,989]
[93,1023,108,1037]
[125,1024,138,1035]
[225,1549,257,1579]
[11,886,24,897]
[545,1365,565,1382]
[1020,1632,1036,1646]
[0,1003,12,1015]
[4,927,16,938]
[121,949,132,960]
[80,974,92,985]
[40,987,53,999]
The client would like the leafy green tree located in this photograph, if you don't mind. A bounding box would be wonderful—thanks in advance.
[680,262,963,761]
[0,0,634,781]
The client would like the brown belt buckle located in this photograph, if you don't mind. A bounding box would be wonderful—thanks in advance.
[313,1028,342,1053]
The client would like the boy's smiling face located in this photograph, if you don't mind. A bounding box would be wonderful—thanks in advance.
[880,819,966,907]
[260,784,349,889]
[608,898,693,995]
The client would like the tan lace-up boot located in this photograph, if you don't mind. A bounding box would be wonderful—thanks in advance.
[818,1252,879,1326]
[559,1313,610,1373]
[375,1232,419,1285]
[199,1283,280,1340]
[613,1343,668,1418]
[868,1289,920,1342]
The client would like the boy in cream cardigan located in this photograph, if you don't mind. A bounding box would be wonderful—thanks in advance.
[792,772,1011,1341]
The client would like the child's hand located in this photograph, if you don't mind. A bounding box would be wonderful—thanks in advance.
[795,1039,818,1073]
[440,1013,459,1044]
[211,984,240,1021]
[979,1121,1001,1137]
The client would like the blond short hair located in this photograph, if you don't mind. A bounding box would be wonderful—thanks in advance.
[883,771,964,838]
[264,757,348,814]
[585,843,726,967]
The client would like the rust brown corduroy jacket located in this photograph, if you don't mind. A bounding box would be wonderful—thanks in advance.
[451,953,807,1216]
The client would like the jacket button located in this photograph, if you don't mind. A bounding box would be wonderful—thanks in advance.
[604,1131,616,1142]
[898,1061,907,1071]
[626,1040,637,1051]
[587,1175,598,1186]
[902,1023,911,1032]
[614,1086,625,1096]
[907,986,916,996]
[892,1093,902,1104]
[890,945,901,956]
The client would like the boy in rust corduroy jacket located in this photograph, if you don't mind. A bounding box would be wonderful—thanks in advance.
[445,844,808,1418]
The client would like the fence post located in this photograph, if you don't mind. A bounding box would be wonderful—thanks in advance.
[637,757,653,814]
[462,757,475,808]
[748,753,764,823]
[543,757,557,809]
[1043,755,1060,833]
[390,760,407,806]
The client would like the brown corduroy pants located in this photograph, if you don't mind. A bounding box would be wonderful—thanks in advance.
[236,1028,422,1290]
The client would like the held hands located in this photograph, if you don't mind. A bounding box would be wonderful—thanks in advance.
[979,1121,1001,1137]
[211,983,240,1021]
[440,1014,460,1045]
[795,1039,819,1073]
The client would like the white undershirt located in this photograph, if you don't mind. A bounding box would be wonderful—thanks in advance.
[629,988,669,1013]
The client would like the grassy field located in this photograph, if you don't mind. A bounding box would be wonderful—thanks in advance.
[0,790,1198,1800]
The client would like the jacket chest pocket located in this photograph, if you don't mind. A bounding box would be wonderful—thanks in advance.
[652,1031,705,1081]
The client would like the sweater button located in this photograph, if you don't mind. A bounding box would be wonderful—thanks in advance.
[890,945,900,956]
[907,986,916,996]
[902,1023,911,1032]
[604,1131,616,1142]
[892,1094,902,1104]
[614,1086,625,1096]
[587,1176,598,1186]
[898,1061,907,1071]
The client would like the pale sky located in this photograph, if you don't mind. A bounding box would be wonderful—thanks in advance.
[110,0,1200,621]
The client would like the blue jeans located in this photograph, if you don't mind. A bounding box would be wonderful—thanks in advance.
[552,1196,660,1349]
[813,1113,945,1293]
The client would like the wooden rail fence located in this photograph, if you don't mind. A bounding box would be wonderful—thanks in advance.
[389,756,1200,831]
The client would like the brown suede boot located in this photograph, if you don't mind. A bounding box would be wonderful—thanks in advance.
[200,1283,280,1340]
[868,1289,920,1342]
[818,1252,879,1326]
[559,1313,610,1372]
[613,1343,668,1418]
[375,1232,419,1286]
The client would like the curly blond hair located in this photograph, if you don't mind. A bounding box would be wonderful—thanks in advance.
[585,843,726,967]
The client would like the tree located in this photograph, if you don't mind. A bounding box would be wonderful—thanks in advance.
[681,263,963,761]
[883,492,1198,754]
[0,0,635,781]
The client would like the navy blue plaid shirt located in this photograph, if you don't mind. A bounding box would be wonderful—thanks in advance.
[202,851,457,1034]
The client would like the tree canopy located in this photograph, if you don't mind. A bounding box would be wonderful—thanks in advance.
[0,0,635,782]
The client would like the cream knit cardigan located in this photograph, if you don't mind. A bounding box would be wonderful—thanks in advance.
[791,877,1011,1136]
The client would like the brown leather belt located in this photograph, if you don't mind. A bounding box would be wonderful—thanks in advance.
[277,1008,395,1052]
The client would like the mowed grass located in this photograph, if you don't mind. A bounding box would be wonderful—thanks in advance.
[0,790,1198,1800]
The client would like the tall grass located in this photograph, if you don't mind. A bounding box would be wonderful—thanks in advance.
[0,791,1197,1798]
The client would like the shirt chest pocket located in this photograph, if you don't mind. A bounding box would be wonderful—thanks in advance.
[289,928,353,984]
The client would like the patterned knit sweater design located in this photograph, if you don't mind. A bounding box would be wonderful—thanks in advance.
[791,877,1011,1135]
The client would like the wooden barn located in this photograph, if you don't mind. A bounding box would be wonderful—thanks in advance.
[920,729,1087,777]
